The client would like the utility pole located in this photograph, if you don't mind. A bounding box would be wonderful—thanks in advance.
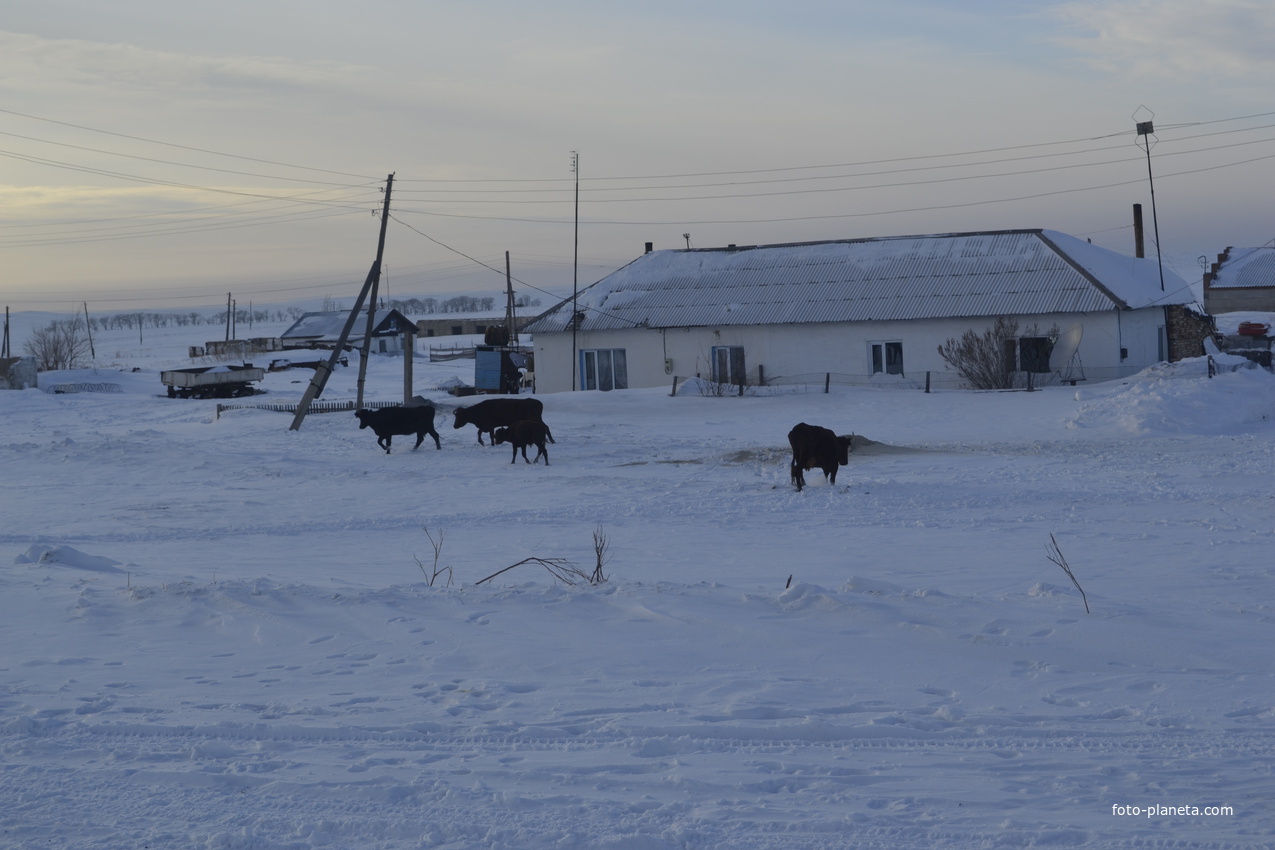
[505,251,517,347]
[292,172,395,430]
[571,150,579,391]
[1134,107,1166,292]
[225,293,232,342]
[2,306,10,358]
[82,302,95,360]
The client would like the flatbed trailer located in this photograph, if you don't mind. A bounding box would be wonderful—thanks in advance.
[161,365,265,399]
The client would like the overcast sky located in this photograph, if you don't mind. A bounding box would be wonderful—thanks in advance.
[2,0,1274,311]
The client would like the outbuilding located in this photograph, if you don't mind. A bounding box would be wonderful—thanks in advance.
[523,229,1205,393]
[280,308,416,354]
[1202,245,1275,314]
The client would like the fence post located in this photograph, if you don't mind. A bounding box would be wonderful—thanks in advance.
[670,376,680,396]
[925,371,931,393]
[824,373,830,394]
[1207,355,1215,378]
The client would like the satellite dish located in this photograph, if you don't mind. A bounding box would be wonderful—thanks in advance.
[1052,324,1084,382]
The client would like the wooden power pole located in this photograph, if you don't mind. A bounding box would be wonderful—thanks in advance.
[290,173,395,431]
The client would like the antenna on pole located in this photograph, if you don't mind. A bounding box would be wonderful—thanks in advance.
[291,172,395,431]
[1134,106,1166,292]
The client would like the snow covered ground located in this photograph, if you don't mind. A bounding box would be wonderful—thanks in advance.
[2,318,1274,849]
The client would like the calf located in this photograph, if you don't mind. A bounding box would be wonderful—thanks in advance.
[492,419,550,465]
[453,397,554,445]
[355,405,442,454]
[787,422,854,491]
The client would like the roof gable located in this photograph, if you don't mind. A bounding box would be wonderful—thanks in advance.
[525,230,1194,333]
[281,309,413,341]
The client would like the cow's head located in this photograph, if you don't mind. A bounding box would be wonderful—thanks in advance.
[836,434,854,465]
[452,408,470,429]
[354,410,371,430]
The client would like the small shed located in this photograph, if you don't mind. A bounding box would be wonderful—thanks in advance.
[281,308,416,354]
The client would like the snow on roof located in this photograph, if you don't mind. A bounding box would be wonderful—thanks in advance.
[280,309,411,341]
[1210,246,1275,289]
[525,229,1196,333]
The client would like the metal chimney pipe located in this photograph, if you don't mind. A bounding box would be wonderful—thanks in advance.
[1133,204,1145,258]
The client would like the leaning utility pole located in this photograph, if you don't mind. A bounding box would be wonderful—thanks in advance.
[82,302,95,360]
[291,173,395,431]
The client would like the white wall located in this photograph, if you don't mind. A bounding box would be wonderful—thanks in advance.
[530,309,1168,394]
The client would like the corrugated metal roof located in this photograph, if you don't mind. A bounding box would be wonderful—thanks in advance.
[281,309,410,341]
[524,229,1195,334]
[1212,247,1275,289]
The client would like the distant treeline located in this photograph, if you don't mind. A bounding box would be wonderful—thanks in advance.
[88,308,305,331]
[81,294,543,334]
[383,294,541,315]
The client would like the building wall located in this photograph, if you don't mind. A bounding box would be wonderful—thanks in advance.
[1204,288,1275,314]
[530,309,1164,394]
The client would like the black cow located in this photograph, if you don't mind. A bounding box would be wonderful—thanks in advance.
[492,419,550,465]
[355,405,442,454]
[788,422,854,491]
[453,397,554,445]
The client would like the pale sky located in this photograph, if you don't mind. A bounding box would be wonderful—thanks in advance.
[2,0,1274,310]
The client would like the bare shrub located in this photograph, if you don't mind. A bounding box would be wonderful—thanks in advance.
[1046,533,1090,614]
[937,316,1019,390]
[24,318,90,371]
[414,527,453,587]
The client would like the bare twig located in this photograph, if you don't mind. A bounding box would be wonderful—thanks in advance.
[476,557,587,586]
[591,525,610,585]
[1046,533,1089,613]
[415,526,453,587]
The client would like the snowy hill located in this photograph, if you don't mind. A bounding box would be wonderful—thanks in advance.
[1,317,1273,848]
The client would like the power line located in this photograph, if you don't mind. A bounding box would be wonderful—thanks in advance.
[0,106,376,180]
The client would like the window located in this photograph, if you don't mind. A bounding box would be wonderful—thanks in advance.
[711,346,747,386]
[870,341,904,375]
[581,348,628,391]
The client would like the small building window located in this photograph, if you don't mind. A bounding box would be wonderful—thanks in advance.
[581,348,628,391]
[870,341,904,375]
[711,346,747,385]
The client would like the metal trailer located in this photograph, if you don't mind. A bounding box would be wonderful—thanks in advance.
[161,365,265,399]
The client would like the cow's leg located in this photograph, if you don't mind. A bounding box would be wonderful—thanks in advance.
[510,444,518,464]
[413,431,425,450]
[380,435,392,454]
[429,427,441,450]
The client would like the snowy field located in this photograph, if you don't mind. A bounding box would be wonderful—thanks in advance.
[2,317,1274,849]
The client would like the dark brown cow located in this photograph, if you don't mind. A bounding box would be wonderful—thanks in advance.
[788,422,853,491]
[355,405,441,454]
[492,419,550,465]
[453,398,553,446]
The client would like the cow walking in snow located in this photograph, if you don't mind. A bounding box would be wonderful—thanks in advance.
[355,405,442,454]
[492,419,551,465]
[453,397,554,446]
